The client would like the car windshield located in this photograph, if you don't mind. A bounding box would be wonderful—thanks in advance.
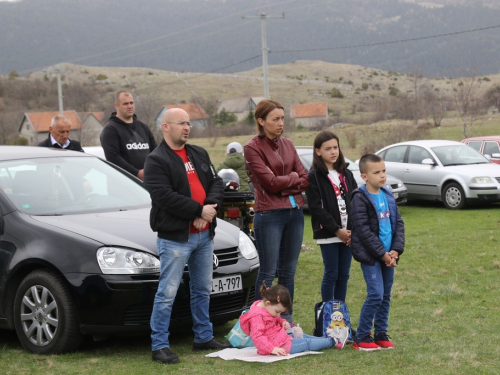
[0,156,151,215]
[431,145,489,166]
[299,151,360,171]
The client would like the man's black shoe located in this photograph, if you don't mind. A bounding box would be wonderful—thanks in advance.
[152,347,180,364]
[192,338,231,352]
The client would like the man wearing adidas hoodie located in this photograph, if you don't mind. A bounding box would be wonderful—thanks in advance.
[101,91,157,180]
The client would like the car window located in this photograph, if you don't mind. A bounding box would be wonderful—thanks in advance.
[0,157,151,215]
[408,146,433,164]
[483,141,500,156]
[383,146,407,163]
[431,145,488,166]
[466,141,482,152]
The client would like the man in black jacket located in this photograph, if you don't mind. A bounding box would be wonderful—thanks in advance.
[144,108,229,365]
[38,115,83,151]
[100,91,157,180]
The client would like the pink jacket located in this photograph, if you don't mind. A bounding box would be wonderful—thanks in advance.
[239,300,293,355]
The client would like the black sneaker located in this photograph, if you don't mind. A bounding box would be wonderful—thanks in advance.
[152,347,180,364]
[192,338,231,352]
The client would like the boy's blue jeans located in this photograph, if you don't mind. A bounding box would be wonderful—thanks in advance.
[319,242,352,302]
[253,207,304,322]
[151,231,214,351]
[356,260,395,338]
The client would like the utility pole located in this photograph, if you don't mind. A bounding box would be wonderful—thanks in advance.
[242,12,284,99]
[56,65,64,114]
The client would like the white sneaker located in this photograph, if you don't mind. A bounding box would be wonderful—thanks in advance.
[327,327,349,349]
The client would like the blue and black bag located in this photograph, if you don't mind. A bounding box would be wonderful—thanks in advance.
[313,300,353,341]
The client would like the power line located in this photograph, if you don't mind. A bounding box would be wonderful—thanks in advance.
[272,24,500,54]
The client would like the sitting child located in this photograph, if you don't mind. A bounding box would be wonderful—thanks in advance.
[240,282,348,355]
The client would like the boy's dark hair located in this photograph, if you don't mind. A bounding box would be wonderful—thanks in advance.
[259,281,292,310]
[312,130,347,174]
[359,154,383,174]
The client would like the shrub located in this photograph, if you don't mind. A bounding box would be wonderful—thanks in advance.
[330,87,344,98]
[96,74,108,81]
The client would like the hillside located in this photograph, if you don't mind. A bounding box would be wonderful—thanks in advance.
[23,60,500,118]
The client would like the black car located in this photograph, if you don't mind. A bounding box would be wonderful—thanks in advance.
[0,147,259,354]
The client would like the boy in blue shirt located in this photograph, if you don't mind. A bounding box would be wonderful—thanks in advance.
[350,154,405,351]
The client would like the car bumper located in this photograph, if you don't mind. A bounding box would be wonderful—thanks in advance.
[391,189,408,205]
[466,186,500,202]
[66,262,259,336]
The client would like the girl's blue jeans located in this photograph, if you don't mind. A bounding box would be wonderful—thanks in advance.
[319,242,352,302]
[289,333,335,354]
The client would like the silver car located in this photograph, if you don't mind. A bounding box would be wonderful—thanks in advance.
[376,140,500,209]
[295,146,408,208]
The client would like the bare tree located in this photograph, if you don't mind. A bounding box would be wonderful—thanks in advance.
[422,88,448,127]
[449,69,485,138]
[135,88,163,142]
[0,108,23,145]
[407,67,427,125]
[189,94,220,146]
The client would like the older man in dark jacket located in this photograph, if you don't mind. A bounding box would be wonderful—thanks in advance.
[144,108,228,365]
[38,115,83,151]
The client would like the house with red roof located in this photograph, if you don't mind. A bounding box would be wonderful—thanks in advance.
[290,103,328,128]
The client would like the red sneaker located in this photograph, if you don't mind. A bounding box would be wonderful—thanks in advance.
[374,332,394,349]
[353,334,380,351]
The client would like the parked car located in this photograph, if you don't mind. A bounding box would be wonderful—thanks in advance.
[462,136,500,164]
[375,140,500,209]
[0,146,259,354]
[295,146,408,207]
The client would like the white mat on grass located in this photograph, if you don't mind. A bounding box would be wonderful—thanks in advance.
[205,347,322,363]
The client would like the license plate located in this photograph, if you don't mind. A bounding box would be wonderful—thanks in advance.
[393,192,399,199]
[211,275,242,295]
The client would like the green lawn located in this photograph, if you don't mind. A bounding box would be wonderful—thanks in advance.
[1,201,499,374]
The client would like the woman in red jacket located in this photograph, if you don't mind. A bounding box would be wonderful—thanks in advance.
[244,99,309,324]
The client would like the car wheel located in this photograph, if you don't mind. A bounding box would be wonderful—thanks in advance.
[13,269,83,354]
[442,182,466,210]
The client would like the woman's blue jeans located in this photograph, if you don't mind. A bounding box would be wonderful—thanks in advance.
[289,333,335,354]
[319,242,352,302]
[253,208,304,322]
[356,260,395,338]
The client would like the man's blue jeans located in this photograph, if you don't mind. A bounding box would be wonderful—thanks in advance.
[356,260,395,338]
[151,231,214,351]
[253,208,304,322]
[319,242,352,302]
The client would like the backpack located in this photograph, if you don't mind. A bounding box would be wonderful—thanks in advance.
[225,309,254,348]
[313,300,353,341]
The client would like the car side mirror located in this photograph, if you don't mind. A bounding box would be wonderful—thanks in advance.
[422,158,435,165]
[491,153,500,159]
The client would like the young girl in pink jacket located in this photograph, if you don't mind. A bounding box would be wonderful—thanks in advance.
[239,283,348,355]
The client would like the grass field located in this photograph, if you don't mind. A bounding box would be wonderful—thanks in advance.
[1,200,499,375]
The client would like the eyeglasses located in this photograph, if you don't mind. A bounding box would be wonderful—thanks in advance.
[166,121,192,128]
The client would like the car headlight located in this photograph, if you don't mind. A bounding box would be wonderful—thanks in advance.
[470,177,494,184]
[97,247,160,274]
[239,231,258,260]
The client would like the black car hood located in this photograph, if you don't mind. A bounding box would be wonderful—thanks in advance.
[32,208,240,256]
